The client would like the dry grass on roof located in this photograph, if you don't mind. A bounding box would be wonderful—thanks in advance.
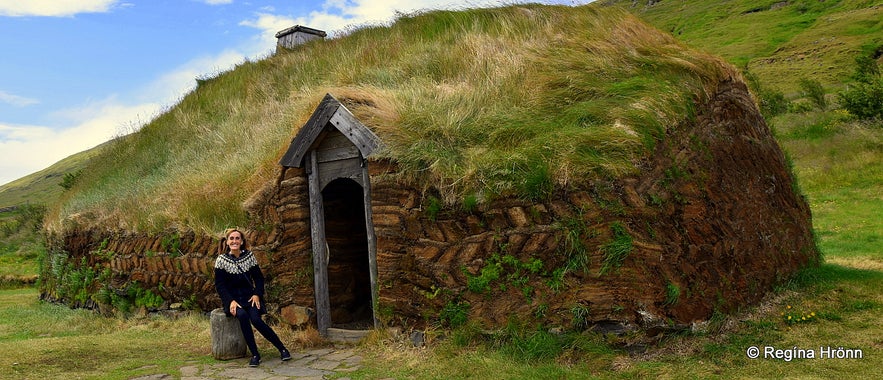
[48,3,738,234]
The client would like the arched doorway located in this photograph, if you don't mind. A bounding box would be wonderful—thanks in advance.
[279,93,381,336]
[322,178,373,329]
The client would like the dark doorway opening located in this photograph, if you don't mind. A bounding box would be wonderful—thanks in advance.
[321,178,373,329]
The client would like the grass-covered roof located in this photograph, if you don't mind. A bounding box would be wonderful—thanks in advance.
[49,3,739,234]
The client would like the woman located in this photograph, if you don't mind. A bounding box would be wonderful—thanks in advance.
[214,228,291,367]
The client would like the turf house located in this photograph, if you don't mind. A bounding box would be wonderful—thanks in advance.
[40,4,818,338]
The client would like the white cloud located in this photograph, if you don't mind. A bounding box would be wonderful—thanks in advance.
[0,99,161,186]
[240,13,309,47]
[0,91,38,107]
[0,47,252,187]
[199,0,233,5]
[141,49,248,105]
[0,0,118,17]
[238,1,448,47]
[324,0,464,22]
[239,0,567,43]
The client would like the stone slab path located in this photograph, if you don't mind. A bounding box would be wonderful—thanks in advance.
[132,346,362,380]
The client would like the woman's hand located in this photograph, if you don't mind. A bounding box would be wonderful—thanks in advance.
[249,295,261,310]
[229,300,241,316]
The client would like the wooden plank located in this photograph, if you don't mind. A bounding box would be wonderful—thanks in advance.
[316,145,360,163]
[362,163,380,329]
[280,94,383,168]
[317,132,352,150]
[307,152,331,336]
[279,94,339,168]
[318,158,363,189]
[316,132,360,163]
[329,110,381,157]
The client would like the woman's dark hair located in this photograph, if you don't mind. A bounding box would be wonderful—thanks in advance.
[223,228,248,251]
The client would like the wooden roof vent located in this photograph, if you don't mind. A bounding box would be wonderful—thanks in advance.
[275,25,327,52]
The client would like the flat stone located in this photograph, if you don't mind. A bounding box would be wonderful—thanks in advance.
[323,350,355,361]
[309,359,341,371]
[270,365,331,377]
[185,347,364,379]
[343,354,363,365]
[305,348,335,356]
[129,375,172,380]
[179,365,200,377]
[290,356,317,367]
[216,367,272,380]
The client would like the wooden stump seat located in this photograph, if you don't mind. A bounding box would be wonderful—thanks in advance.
[210,308,247,360]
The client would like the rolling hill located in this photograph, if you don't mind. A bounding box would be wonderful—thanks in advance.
[1,0,879,225]
[607,0,883,94]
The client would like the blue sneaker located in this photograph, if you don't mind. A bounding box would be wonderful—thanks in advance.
[248,356,261,367]
[281,349,292,361]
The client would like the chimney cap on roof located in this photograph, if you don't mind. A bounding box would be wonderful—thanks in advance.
[275,25,327,39]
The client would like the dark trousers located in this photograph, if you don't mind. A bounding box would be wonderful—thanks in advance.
[233,306,285,357]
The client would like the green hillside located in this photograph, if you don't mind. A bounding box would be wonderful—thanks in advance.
[604,0,882,260]
[607,0,883,94]
[0,145,103,282]
[0,144,103,210]
[46,4,740,234]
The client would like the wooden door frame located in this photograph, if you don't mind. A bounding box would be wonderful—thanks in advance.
[306,151,378,335]
[280,94,382,337]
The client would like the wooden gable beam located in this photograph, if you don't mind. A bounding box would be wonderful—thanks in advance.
[279,93,381,168]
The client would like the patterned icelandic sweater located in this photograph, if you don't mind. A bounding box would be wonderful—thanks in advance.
[213,250,266,315]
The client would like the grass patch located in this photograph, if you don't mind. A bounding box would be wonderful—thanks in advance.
[774,116,883,260]
[0,205,44,282]
[0,288,213,379]
[0,287,330,379]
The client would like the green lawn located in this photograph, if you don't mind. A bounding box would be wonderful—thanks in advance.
[0,288,214,380]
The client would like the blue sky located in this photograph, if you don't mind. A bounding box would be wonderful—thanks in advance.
[0,0,589,187]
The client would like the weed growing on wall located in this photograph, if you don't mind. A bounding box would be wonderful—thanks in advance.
[439,299,470,328]
[161,232,183,257]
[599,222,633,276]
[39,247,165,314]
[424,195,443,221]
[554,211,592,276]
[570,303,591,331]
[464,253,546,300]
[664,281,681,306]
[465,257,502,294]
